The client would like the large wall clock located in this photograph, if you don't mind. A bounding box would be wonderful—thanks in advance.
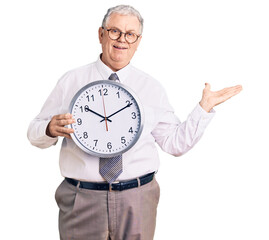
[68,80,144,158]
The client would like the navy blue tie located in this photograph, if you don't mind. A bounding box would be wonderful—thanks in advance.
[99,73,123,183]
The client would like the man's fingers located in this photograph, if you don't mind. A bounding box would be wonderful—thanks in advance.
[229,86,242,97]
[56,118,75,126]
[56,113,73,120]
[57,126,74,134]
[215,85,241,94]
[57,132,72,139]
[220,85,242,98]
[54,127,74,138]
[215,85,242,105]
[48,126,74,139]
[51,113,75,127]
[47,113,75,138]
[204,83,211,92]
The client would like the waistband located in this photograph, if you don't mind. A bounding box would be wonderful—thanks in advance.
[65,172,155,192]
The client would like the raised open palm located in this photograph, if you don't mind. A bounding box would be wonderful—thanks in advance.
[200,83,242,112]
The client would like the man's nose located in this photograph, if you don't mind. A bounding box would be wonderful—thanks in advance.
[118,33,127,43]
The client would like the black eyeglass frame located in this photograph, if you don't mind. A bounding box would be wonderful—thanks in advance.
[102,27,141,44]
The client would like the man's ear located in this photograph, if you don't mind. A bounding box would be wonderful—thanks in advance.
[98,27,103,43]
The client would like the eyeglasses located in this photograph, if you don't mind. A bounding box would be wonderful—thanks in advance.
[102,27,141,44]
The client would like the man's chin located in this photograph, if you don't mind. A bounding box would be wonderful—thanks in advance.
[109,59,129,71]
[102,53,130,71]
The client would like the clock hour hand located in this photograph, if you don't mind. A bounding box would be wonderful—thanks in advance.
[100,103,133,122]
[85,106,112,122]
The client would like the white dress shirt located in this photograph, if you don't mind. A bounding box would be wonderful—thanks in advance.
[27,56,215,181]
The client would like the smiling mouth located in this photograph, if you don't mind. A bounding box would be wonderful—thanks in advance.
[113,45,128,50]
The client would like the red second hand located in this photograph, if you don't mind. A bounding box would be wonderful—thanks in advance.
[101,88,108,131]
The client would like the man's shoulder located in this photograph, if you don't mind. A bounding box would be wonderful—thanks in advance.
[130,65,154,79]
[57,62,96,84]
[65,62,96,76]
[129,65,165,90]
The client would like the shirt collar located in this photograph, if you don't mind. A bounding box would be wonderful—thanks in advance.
[96,54,131,83]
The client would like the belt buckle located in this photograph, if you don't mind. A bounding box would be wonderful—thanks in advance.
[109,181,119,192]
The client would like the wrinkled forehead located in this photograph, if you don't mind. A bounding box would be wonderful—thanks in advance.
[106,13,141,33]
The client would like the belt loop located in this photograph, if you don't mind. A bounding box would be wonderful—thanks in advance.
[76,180,80,189]
[137,177,141,187]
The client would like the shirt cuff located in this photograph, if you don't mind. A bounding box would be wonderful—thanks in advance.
[190,103,216,123]
[37,119,58,147]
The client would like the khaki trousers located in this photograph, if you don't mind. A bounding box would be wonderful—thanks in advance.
[55,177,160,240]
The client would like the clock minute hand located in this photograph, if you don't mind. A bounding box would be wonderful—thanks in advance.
[85,107,112,122]
[100,103,133,122]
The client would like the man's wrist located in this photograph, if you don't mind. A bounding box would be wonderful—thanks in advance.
[199,100,213,113]
[46,122,56,138]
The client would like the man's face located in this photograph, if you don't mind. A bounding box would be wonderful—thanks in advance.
[99,13,142,71]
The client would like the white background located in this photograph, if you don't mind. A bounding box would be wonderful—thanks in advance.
[1,0,269,239]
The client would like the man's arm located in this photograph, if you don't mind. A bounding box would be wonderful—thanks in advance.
[28,111,75,148]
[151,83,242,157]
[27,72,75,148]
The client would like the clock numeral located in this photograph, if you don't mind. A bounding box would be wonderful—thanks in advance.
[131,112,137,119]
[83,132,88,139]
[128,127,133,134]
[107,142,112,149]
[80,105,90,112]
[84,105,90,112]
[116,91,120,98]
[86,94,94,102]
[126,100,131,105]
[98,88,108,96]
[121,136,126,144]
[77,118,82,125]
[93,139,98,147]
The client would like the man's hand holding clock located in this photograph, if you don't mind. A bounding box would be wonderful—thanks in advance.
[46,113,75,139]
[46,104,114,139]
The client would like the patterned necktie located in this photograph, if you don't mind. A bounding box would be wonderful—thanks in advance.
[99,73,123,183]
[108,73,119,81]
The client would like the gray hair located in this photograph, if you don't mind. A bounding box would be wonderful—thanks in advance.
[102,5,144,34]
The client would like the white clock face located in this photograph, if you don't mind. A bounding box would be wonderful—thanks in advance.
[68,80,144,157]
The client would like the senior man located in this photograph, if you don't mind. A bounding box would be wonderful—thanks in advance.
[28,5,242,240]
